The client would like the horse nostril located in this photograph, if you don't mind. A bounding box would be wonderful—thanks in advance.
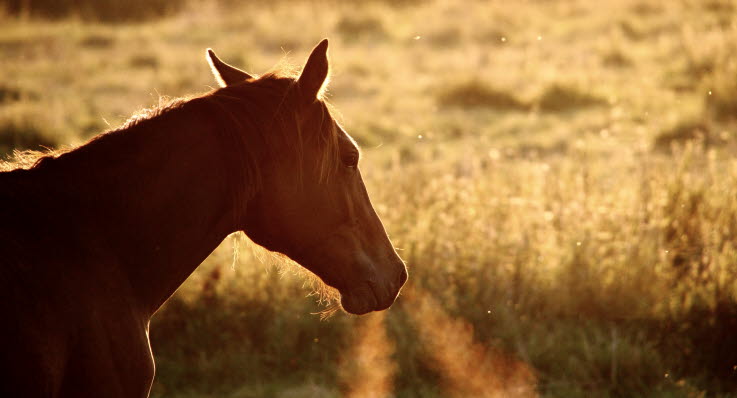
[397,267,408,288]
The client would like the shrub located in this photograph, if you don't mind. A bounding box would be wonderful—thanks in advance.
[705,59,737,120]
[535,83,606,112]
[3,0,187,22]
[653,120,713,151]
[335,14,386,41]
[0,117,57,157]
[436,80,528,111]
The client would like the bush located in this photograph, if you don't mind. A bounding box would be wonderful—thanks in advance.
[653,120,713,151]
[4,0,187,22]
[535,83,606,112]
[335,14,386,41]
[437,79,528,110]
[705,59,737,120]
[0,117,57,158]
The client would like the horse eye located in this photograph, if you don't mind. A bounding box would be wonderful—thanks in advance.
[344,153,359,168]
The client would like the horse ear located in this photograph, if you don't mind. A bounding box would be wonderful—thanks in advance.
[206,49,252,87]
[296,39,330,103]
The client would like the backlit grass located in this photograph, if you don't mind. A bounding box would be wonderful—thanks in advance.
[2,0,737,396]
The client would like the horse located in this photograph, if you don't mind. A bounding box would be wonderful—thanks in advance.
[0,39,407,397]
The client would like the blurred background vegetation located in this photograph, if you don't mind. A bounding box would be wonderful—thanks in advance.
[2,0,737,396]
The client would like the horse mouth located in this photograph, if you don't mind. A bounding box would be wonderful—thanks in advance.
[339,281,395,315]
[339,282,376,315]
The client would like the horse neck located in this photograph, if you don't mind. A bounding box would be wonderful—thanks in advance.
[39,97,250,315]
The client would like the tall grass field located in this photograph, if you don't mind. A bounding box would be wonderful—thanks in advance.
[2,0,737,396]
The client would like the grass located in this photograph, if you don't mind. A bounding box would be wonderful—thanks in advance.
[535,83,606,112]
[3,0,187,22]
[0,112,59,156]
[653,120,712,151]
[2,0,737,396]
[600,47,633,68]
[705,59,737,120]
[436,79,528,111]
[335,14,387,41]
[436,81,607,114]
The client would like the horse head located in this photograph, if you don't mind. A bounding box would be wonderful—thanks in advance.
[207,39,407,314]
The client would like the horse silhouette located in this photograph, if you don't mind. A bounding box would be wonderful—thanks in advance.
[0,39,407,397]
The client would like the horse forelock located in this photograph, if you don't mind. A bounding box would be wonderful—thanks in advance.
[211,67,343,183]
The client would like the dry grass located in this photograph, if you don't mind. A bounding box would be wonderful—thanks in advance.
[534,83,607,112]
[436,79,528,111]
[2,0,737,396]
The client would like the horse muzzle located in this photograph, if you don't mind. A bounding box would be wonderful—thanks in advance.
[339,262,407,315]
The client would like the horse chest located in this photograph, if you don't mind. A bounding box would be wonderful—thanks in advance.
[1,273,155,398]
[56,278,156,397]
[58,308,155,398]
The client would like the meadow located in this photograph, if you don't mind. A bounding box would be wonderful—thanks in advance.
[2,0,737,396]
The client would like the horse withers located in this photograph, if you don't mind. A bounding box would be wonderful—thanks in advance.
[0,39,406,397]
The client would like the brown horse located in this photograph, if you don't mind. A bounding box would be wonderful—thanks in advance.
[0,39,407,397]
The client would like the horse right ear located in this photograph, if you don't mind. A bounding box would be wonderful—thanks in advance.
[206,49,253,87]
[296,39,330,104]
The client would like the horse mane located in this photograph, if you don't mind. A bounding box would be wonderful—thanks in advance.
[0,62,344,312]
[1,60,340,183]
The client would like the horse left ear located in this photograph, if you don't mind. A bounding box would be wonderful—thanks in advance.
[297,39,330,103]
[206,49,253,87]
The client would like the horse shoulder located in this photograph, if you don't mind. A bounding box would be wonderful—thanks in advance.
[0,247,154,397]
[55,254,156,398]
